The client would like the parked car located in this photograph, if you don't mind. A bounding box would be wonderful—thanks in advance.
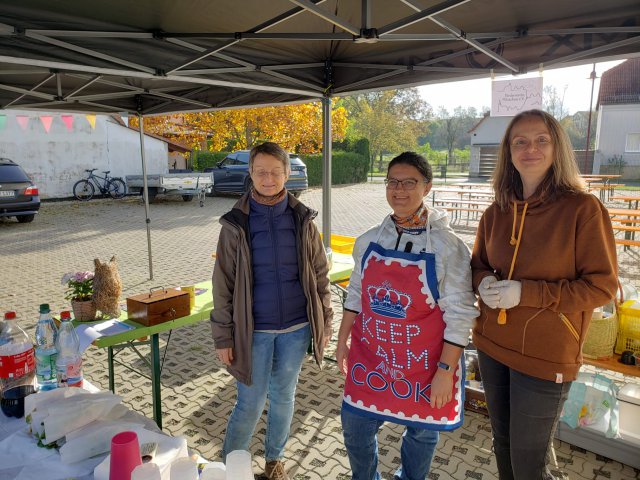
[204,150,308,197]
[0,158,40,223]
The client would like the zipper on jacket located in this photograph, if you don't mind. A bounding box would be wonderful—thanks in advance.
[559,313,580,342]
[270,205,284,328]
[394,230,403,250]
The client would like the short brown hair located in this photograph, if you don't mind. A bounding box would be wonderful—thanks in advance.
[249,142,290,171]
[493,109,584,210]
[388,151,433,183]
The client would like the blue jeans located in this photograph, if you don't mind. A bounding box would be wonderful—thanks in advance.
[223,324,311,462]
[341,408,439,480]
[478,350,571,480]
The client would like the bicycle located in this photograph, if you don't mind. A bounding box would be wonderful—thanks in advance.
[73,169,127,201]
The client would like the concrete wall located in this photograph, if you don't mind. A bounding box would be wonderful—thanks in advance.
[0,110,168,198]
[594,104,640,179]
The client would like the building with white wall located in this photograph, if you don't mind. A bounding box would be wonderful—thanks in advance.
[594,59,640,179]
[0,110,170,198]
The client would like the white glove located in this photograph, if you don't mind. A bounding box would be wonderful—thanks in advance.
[493,280,522,309]
[478,276,499,309]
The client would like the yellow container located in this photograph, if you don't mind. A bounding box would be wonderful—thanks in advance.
[615,300,640,355]
[321,234,356,254]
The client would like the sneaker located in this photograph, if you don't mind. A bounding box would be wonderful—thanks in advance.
[264,460,289,480]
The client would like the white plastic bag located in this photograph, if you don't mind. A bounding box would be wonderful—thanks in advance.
[560,372,620,438]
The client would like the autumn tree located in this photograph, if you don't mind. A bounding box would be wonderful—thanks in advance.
[543,85,569,119]
[129,101,348,154]
[429,106,477,165]
[342,89,432,173]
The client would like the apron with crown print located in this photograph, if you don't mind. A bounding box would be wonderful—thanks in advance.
[342,227,464,430]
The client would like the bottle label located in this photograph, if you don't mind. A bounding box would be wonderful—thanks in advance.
[35,349,58,382]
[0,348,36,379]
[57,358,83,388]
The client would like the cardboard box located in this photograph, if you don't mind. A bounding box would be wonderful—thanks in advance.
[126,288,190,327]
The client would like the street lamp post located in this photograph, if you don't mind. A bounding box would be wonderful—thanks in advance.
[585,64,597,173]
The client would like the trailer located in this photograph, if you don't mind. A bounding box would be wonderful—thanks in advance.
[125,171,214,206]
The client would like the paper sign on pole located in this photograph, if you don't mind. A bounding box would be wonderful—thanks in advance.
[491,77,543,116]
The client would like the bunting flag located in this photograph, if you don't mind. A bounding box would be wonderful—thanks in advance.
[0,115,6,130]
[61,114,74,132]
[16,115,29,131]
[39,115,53,133]
[85,114,96,129]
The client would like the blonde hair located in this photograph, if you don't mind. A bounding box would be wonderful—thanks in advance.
[492,109,585,210]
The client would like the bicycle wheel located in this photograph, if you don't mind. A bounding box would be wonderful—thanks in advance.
[73,180,95,201]
[107,178,127,199]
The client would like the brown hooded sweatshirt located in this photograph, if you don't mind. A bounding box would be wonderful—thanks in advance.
[471,190,618,383]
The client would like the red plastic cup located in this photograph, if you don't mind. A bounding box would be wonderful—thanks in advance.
[109,431,142,480]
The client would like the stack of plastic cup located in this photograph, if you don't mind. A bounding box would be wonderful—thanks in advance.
[200,462,226,480]
[226,450,253,480]
[109,431,142,480]
[131,463,161,480]
[169,458,198,480]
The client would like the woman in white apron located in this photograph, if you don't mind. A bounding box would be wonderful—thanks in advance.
[336,152,478,480]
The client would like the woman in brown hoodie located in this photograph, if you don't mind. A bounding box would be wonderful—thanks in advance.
[471,109,618,480]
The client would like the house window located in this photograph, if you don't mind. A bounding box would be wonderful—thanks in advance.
[626,133,640,152]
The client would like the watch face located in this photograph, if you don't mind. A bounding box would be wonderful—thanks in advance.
[437,361,451,371]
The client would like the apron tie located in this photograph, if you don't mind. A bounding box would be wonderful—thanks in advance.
[498,201,528,325]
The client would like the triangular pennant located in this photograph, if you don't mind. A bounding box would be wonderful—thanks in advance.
[40,115,53,133]
[0,115,6,130]
[16,115,29,131]
[85,114,96,129]
[61,114,74,132]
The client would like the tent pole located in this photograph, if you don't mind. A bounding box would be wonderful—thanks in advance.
[138,113,154,280]
[321,96,332,250]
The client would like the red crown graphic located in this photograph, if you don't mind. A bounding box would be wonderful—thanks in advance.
[367,281,412,319]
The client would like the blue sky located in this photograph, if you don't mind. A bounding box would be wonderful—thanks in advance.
[418,60,626,115]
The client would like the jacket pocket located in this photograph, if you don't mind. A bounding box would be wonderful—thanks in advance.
[522,310,581,363]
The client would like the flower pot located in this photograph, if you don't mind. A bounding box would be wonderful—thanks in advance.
[71,299,97,322]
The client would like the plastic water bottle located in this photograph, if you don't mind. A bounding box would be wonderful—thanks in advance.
[56,310,83,388]
[0,311,36,418]
[35,304,58,391]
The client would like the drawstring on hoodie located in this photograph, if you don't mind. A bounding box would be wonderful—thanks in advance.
[498,201,528,325]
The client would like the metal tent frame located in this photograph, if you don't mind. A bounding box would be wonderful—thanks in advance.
[1,0,639,277]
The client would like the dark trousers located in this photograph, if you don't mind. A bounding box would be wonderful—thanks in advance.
[478,351,571,480]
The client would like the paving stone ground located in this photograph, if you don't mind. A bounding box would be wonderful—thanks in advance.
[1,183,639,479]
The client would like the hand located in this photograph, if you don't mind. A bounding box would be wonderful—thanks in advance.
[336,340,350,376]
[478,276,499,309]
[323,327,333,349]
[216,347,233,366]
[430,369,454,409]
[493,280,522,309]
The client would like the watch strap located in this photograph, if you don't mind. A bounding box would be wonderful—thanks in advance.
[437,361,452,371]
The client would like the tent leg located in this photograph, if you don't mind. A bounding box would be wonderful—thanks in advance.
[138,113,153,280]
[321,96,332,250]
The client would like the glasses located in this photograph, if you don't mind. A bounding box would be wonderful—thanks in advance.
[384,178,426,190]
[510,137,552,150]
[252,169,286,179]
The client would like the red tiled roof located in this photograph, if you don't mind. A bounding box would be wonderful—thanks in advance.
[597,58,640,107]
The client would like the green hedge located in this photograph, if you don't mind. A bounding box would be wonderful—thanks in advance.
[192,151,229,170]
[302,151,368,186]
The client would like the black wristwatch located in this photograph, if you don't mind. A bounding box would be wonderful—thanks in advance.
[437,361,452,372]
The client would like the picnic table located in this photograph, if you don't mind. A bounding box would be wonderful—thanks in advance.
[611,195,640,210]
[608,208,640,250]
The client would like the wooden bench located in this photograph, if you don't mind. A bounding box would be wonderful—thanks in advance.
[615,238,640,250]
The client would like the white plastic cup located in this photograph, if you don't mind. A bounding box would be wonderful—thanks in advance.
[169,457,198,480]
[131,463,161,480]
[226,450,253,480]
[200,462,227,480]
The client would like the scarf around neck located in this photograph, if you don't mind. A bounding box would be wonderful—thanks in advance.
[391,204,429,235]
[251,187,287,206]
